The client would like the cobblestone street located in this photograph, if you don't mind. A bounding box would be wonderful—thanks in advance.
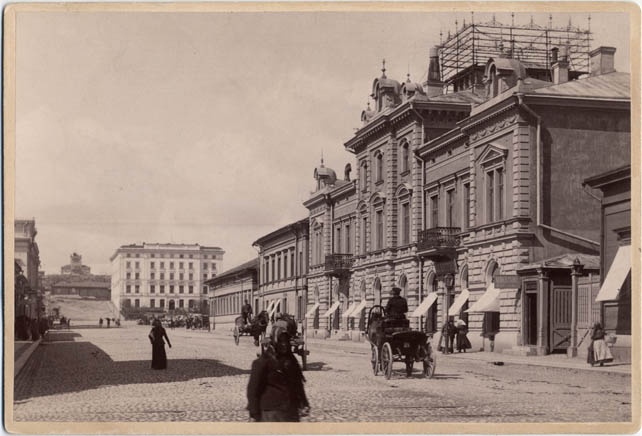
[14,325,632,423]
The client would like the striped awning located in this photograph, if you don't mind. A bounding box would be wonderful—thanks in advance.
[448,289,470,316]
[304,302,320,319]
[410,293,438,317]
[269,300,281,318]
[466,284,501,313]
[341,302,358,319]
[265,300,275,314]
[321,301,341,318]
[596,245,631,302]
[348,299,368,318]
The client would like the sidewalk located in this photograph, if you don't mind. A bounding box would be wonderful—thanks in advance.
[208,328,631,375]
[14,338,42,377]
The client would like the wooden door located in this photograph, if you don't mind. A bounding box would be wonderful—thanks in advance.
[550,287,571,351]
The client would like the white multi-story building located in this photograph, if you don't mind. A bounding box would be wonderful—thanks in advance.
[110,243,224,315]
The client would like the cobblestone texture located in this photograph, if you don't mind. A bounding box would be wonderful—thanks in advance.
[13,325,632,423]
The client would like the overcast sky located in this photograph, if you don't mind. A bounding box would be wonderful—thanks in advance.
[13,8,631,275]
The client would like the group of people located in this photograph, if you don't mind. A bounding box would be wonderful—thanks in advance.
[98,317,118,328]
[439,318,472,354]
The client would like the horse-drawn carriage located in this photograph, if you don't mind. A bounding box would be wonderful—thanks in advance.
[366,305,436,380]
[233,310,269,346]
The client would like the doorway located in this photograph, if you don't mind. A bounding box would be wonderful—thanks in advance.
[550,286,571,352]
[524,290,538,346]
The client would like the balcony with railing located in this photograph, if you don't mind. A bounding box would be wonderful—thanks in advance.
[417,227,461,259]
[324,254,354,277]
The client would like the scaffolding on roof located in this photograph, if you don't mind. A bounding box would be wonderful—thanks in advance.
[439,16,593,86]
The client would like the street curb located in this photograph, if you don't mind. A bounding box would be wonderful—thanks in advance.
[14,338,42,377]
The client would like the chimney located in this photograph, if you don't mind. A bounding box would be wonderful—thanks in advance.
[589,46,616,76]
[552,46,569,84]
[424,46,444,97]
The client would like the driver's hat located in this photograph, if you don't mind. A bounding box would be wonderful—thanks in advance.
[391,286,402,295]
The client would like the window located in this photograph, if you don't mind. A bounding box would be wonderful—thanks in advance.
[401,142,409,173]
[401,202,410,245]
[126,285,131,293]
[170,273,174,280]
[160,299,165,308]
[189,262,193,269]
[203,286,208,293]
[151,254,155,258]
[170,262,174,269]
[290,251,295,277]
[345,224,351,253]
[360,161,368,191]
[203,273,208,280]
[126,272,131,279]
[135,261,140,269]
[135,285,140,293]
[335,227,342,253]
[170,285,174,293]
[150,262,155,269]
[446,189,455,227]
[361,216,368,254]
[189,285,193,294]
[179,273,184,280]
[486,167,504,222]
[150,299,155,308]
[211,263,216,272]
[430,195,439,228]
[189,273,193,280]
[160,272,165,280]
[160,262,165,269]
[277,256,282,280]
[126,261,131,268]
[179,262,184,269]
[179,285,184,294]
[160,285,165,294]
[179,299,184,308]
[463,183,470,230]
[283,252,288,277]
[204,263,208,270]
[179,254,184,259]
[375,152,384,183]
[375,210,384,250]
[134,299,140,308]
[271,258,275,281]
[150,285,155,293]
[135,272,140,280]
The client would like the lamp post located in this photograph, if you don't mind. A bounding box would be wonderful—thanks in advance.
[568,257,584,357]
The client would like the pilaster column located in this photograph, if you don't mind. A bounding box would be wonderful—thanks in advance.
[568,258,584,358]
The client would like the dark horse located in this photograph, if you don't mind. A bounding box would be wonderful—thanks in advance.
[235,310,269,346]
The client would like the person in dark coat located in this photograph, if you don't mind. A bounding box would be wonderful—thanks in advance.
[247,331,309,422]
[149,319,172,370]
[455,319,472,352]
[385,287,408,319]
[440,320,456,354]
[242,300,253,325]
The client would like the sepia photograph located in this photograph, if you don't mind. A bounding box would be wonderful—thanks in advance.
[4,2,639,434]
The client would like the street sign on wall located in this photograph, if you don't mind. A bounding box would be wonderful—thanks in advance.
[434,259,457,276]
[494,275,521,289]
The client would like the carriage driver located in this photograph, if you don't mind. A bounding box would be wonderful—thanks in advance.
[385,287,408,319]
[241,300,253,325]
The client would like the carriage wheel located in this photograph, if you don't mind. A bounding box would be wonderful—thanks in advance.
[381,342,393,380]
[370,345,380,376]
[423,345,436,379]
[233,325,240,346]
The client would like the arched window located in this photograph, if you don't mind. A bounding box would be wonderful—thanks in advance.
[398,274,408,298]
[486,261,499,286]
[460,265,469,289]
[360,160,368,192]
[401,142,410,173]
[373,277,382,306]
[375,152,384,183]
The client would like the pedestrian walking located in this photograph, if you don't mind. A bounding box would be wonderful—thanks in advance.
[106,317,111,328]
[67,318,71,329]
[455,319,472,352]
[149,319,172,370]
[99,318,103,328]
[440,320,455,354]
[589,322,613,367]
[247,330,309,422]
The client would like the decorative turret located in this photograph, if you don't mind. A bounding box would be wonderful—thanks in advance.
[424,46,444,97]
[313,156,337,191]
[371,59,401,112]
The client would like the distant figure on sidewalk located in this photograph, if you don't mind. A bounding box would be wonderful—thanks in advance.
[106,317,111,328]
[99,318,103,328]
[149,319,172,370]
[67,318,71,329]
[247,330,309,422]
[440,320,455,354]
[455,319,471,352]
[589,322,613,367]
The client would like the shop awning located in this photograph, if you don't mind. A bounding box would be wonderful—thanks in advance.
[348,299,368,318]
[410,292,438,317]
[265,300,275,314]
[466,284,501,313]
[341,302,358,319]
[448,289,470,316]
[321,301,341,318]
[596,245,631,302]
[304,302,320,319]
[269,300,281,318]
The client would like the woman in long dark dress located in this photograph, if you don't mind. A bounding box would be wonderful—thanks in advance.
[149,320,172,370]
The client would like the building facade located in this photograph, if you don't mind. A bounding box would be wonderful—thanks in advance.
[206,259,258,332]
[253,218,310,324]
[61,252,91,275]
[14,219,42,325]
[298,19,630,356]
[110,243,224,317]
[584,165,631,361]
